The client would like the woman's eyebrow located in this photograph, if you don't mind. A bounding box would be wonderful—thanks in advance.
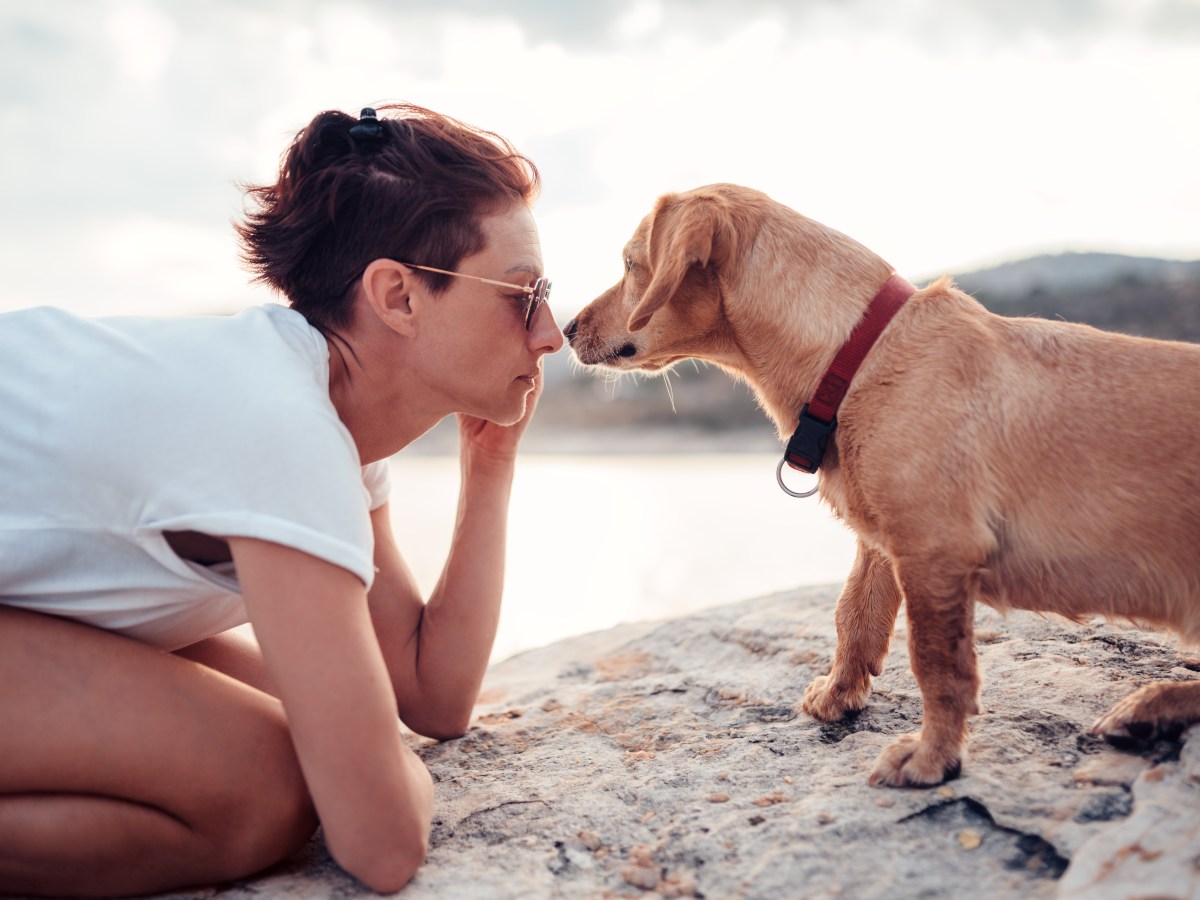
[504,262,542,279]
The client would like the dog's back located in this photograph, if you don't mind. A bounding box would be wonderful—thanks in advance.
[831,278,1200,640]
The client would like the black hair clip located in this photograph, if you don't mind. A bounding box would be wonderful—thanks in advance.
[348,107,386,144]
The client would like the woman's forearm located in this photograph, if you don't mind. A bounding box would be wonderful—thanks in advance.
[405,455,515,737]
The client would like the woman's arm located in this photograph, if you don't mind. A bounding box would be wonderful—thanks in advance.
[367,387,541,740]
[228,537,434,893]
[367,458,512,739]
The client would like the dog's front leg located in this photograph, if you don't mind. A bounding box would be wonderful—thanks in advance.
[869,564,980,787]
[801,541,903,721]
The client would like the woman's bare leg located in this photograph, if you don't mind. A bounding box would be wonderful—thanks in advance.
[0,606,317,897]
[175,627,277,695]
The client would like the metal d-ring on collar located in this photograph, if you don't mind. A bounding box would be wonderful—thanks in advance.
[776,403,836,498]
[774,273,916,499]
[776,456,820,498]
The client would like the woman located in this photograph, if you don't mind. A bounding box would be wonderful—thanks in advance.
[0,103,563,895]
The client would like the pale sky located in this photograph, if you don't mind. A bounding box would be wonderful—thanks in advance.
[2,0,1198,319]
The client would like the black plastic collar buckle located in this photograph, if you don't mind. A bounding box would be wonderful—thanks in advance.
[783,404,837,474]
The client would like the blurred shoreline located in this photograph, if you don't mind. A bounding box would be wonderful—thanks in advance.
[405,418,783,456]
[385,452,857,662]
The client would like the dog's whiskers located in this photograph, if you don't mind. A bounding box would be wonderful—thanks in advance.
[663,370,678,414]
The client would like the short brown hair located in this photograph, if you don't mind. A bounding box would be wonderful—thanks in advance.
[236,103,540,332]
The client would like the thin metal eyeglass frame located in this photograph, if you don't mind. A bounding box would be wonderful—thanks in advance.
[400,262,551,330]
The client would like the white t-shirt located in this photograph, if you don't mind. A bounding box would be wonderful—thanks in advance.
[0,303,391,651]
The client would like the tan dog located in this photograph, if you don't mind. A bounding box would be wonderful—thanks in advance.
[565,183,1200,787]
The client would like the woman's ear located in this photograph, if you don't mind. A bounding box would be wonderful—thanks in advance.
[360,259,419,336]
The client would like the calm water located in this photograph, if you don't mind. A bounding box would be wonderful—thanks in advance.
[386,455,856,662]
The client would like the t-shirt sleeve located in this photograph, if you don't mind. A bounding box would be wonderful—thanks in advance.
[361,459,392,510]
[135,391,379,588]
[85,305,383,589]
[140,423,378,586]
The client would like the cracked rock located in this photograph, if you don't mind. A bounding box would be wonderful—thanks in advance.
[146,585,1199,899]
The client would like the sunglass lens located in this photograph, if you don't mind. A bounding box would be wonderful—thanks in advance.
[525,278,551,330]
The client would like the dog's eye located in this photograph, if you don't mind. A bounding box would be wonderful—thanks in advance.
[624,257,635,273]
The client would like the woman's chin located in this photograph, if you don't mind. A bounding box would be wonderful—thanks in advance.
[493,400,528,427]
[498,383,536,425]
[465,400,525,428]
[463,383,532,427]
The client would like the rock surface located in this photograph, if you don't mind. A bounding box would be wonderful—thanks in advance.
[160,585,1200,899]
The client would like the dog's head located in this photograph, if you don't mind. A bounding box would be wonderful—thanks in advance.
[565,184,768,374]
[565,183,895,434]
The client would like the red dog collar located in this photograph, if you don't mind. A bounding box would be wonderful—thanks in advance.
[780,273,915,485]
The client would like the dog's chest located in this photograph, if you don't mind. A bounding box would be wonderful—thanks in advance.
[818,471,884,549]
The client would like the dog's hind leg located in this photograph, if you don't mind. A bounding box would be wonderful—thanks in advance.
[1091,681,1200,748]
[869,561,981,787]
[801,541,903,721]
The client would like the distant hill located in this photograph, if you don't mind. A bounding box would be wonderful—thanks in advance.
[942,252,1200,299]
[944,252,1200,341]
[414,252,1200,452]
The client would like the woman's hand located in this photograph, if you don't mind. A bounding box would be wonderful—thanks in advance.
[456,366,544,468]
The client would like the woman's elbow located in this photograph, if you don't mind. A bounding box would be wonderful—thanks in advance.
[338,833,428,894]
[329,776,434,893]
[402,707,472,742]
[408,716,470,742]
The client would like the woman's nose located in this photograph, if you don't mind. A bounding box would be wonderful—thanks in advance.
[531,304,565,353]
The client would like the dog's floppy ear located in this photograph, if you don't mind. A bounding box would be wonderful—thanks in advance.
[628,193,729,333]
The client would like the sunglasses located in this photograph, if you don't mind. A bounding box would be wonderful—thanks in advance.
[401,262,551,331]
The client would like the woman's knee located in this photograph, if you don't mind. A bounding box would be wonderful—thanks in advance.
[199,712,318,880]
[229,776,318,878]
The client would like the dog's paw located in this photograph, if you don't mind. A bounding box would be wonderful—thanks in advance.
[868,733,963,787]
[1091,684,1189,749]
[801,674,869,722]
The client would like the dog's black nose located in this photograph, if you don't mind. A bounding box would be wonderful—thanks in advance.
[563,317,579,344]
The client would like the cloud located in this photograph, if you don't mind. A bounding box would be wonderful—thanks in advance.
[107,2,177,84]
[341,0,1200,49]
[0,0,1197,318]
[1145,0,1200,36]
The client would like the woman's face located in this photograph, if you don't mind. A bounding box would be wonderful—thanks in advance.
[414,203,563,425]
